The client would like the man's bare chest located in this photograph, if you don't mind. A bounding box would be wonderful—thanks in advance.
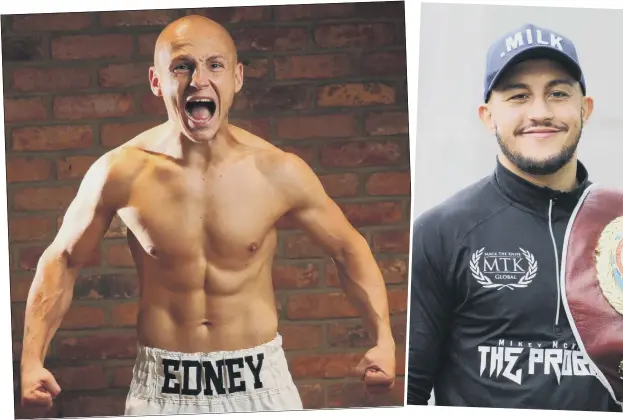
[116,162,286,263]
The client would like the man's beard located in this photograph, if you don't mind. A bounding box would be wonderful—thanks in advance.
[495,120,583,176]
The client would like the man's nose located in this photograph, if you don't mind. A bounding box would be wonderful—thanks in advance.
[526,96,554,122]
[191,66,211,89]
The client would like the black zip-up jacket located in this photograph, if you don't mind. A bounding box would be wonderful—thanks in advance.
[407,160,621,411]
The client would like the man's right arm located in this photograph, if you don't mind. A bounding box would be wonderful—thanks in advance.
[20,154,123,397]
[407,216,454,405]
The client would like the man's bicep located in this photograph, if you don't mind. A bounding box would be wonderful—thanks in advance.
[407,222,453,405]
[47,158,119,267]
[281,157,360,253]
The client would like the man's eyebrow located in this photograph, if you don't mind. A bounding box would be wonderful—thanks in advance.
[495,82,529,92]
[546,78,575,88]
[495,79,576,92]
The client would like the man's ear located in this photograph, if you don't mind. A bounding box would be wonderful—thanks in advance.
[478,103,496,135]
[234,62,244,94]
[149,66,162,97]
[581,95,594,124]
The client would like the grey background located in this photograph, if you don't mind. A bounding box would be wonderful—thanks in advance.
[412,2,623,221]
[412,2,623,405]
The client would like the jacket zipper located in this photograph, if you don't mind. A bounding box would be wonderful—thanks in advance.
[547,199,562,332]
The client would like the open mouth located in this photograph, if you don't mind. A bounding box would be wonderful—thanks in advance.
[185,98,217,123]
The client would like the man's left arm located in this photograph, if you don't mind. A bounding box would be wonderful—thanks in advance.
[273,153,396,392]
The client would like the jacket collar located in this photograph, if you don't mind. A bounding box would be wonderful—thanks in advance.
[493,158,590,218]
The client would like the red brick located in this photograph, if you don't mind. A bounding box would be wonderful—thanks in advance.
[326,316,407,349]
[282,233,324,258]
[273,263,319,289]
[12,304,25,336]
[111,301,139,326]
[314,23,395,48]
[3,35,47,62]
[388,290,408,316]
[12,67,91,92]
[104,215,127,238]
[74,273,139,300]
[275,3,355,20]
[111,364,133,388]
[99,10,178,27]
[338,201,403,226]
[137,33,158,57]
[13,340,23,361]
[326,258,408,287]
[188,6,271,23]
[327,379,405,408]
[362,51,407,77]
[13,125,93,152]
[276,114,354,140]
[4,97,47,122]
[364,112,409,136]
[232,27,307,52]
[56,332,137,360]
[275,54,353,80]
[378,259,409,284]
[106,243,135,267]
[286,292,357,320]
[57,155,98,180]
[10,273,33,302]
[51,365,108,391]
[9,215,55,242]
[357,1,406,19]
[12,12,92,32]
[318,83,395,107]
[99,62,151,88]
[101,121,157,148]
[18,243,100,271]
[17,246,46,271]
[6,157,51,182]
[280,324,322,350]
[54,93,134,120]
[234,85,308,112]
[52,35,133,60]
[320,141,403,167]
[296,383,324,409]
[371,230,409,253]
[14,186,77,211]
[366,172,410,196]
[60,305,106,329]
[13,400,59,419]
[319,173,359,197]
[280,146,314,166]
[243,58,269,80]
[230,118,270,140]
[140,93,167,116]
[61,392,127,417]
[289,353,362,379]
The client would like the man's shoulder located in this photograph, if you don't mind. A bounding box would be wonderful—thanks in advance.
[413,173,506,240]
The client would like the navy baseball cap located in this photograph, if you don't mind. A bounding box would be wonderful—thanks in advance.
[484,23,586,102]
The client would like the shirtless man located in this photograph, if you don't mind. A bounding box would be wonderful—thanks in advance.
[19,15,396,415]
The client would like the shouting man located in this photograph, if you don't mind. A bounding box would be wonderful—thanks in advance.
[20,15,396,416]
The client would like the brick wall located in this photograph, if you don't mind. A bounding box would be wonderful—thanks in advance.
[2,2,409,418]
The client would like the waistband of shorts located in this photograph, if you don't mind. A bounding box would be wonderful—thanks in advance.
[135,333,284,364]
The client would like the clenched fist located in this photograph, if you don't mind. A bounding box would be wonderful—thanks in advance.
[355,344,396,394]
[21,366,61,409]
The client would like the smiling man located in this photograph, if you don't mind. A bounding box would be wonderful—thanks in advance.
[407,23,621,410]
[19,15,396,416]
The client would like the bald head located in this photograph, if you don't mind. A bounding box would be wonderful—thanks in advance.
[154,15,238,71]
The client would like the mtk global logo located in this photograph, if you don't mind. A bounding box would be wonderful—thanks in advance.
[470,248,538,291]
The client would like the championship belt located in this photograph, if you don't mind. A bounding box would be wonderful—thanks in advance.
[562,184,623,404]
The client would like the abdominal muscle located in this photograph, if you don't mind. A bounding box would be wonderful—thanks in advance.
[133,254,279,354]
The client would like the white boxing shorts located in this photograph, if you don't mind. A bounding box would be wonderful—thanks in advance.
[124,334,303,415]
